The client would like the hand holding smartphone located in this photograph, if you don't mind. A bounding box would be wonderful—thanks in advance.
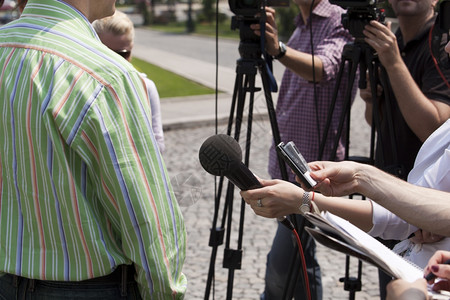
[276,141,317,188]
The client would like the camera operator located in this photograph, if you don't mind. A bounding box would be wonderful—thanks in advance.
[360,0,450,174]
[250,0,356,299]
[359,0,450,298]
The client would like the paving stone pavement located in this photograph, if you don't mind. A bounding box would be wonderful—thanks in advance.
[161,96,381,299]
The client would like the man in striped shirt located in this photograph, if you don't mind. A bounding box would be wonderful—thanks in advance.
[0,0,187,299]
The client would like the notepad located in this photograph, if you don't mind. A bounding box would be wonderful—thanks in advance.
[304,211,423,282]
[304,211,450,299]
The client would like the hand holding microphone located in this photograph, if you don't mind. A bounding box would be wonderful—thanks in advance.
[199,134,294,230]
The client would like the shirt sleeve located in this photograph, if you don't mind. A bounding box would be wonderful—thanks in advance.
[314,22,354,83]
[368,201,418,240]
[142,75,165,153]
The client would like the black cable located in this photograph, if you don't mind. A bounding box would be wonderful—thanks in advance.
[308,0,320,297]
[308,0,322,155]
[215,0,220,135]
[213,1,220,299]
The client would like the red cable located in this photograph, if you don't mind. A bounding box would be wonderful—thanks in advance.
[428,23,450,89]
[292,228,312,300]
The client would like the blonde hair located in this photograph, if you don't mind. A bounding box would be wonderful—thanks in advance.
[92,10,135,41]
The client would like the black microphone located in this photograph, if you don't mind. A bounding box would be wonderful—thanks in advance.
[199,134,294,230]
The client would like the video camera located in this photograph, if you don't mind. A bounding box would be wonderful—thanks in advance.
[330,0,385,41]
[229,0,289,19]
[229,0,289,59]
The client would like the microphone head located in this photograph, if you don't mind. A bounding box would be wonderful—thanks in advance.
[199,134,242,176]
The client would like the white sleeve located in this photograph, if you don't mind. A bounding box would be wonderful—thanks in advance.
[367,200,418,240]
[143,77,165,153]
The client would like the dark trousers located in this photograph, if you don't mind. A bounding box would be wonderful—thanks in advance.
[261,214,322,300]
[0,265,142,300]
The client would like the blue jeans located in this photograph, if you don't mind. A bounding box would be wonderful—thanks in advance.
[261,214,322,300]
[0,272,142,300]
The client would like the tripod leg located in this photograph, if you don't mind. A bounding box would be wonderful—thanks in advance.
[258,62,288,180]
[204,61,249,300]
[330,46,360,161]
[223,60,261,300]
[319,44,360,161]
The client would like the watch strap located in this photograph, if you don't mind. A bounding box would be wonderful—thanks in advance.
[299,191,311,214]
[274,41,286,59]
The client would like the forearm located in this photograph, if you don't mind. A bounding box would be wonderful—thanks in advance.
[278,47,324,82]
[384,62,449,141]
[240,179,373,231]
[356,165,450,236]
[313,193,374,232]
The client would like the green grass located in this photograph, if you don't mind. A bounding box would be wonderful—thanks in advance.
[131,56,216,98]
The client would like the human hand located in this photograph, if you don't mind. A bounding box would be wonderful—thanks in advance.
[249,7,279,56]
[240,178,304,218]
[363,21,402,70]
[386,278,428,300]
[424,250,450,292]
[410,230,445,244]
[307,161,364,197]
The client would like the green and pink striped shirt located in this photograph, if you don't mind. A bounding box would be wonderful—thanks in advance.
[0,0,186,298]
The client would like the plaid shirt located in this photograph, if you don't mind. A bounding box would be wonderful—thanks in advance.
[268,0,356,181]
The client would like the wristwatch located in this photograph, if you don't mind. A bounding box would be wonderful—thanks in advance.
[274,41,286,60]
[299,192,311,214]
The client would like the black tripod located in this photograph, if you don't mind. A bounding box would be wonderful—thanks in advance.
[203,14,311,300]
[318,39,398,300]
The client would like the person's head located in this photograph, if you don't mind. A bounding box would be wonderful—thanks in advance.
[64,0,116,22]
[92,10,134,62]
[388,0,438,19]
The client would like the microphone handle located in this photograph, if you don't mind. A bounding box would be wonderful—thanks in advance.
[227,162,262,191]
[225,162,295,231]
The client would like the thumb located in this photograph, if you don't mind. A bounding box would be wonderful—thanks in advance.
[386,20,392,31]
[309,168,329,182]
[431,264,450,281]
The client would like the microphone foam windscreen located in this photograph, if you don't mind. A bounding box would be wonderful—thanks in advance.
[199,134,242,176]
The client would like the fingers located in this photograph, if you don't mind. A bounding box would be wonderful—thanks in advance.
[244,197,284,219]
[424,251,450,282]
[428,250,450,267]
[430,264,450,282]
[363,21,394,45]
[239,179,280,203]
[264,7,276,23]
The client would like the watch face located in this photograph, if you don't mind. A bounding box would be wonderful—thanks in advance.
[300,204,310,214]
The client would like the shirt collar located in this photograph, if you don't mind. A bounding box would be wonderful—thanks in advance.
[22,0,99,40]
[296,0,334,26]
[397,15,436,50]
